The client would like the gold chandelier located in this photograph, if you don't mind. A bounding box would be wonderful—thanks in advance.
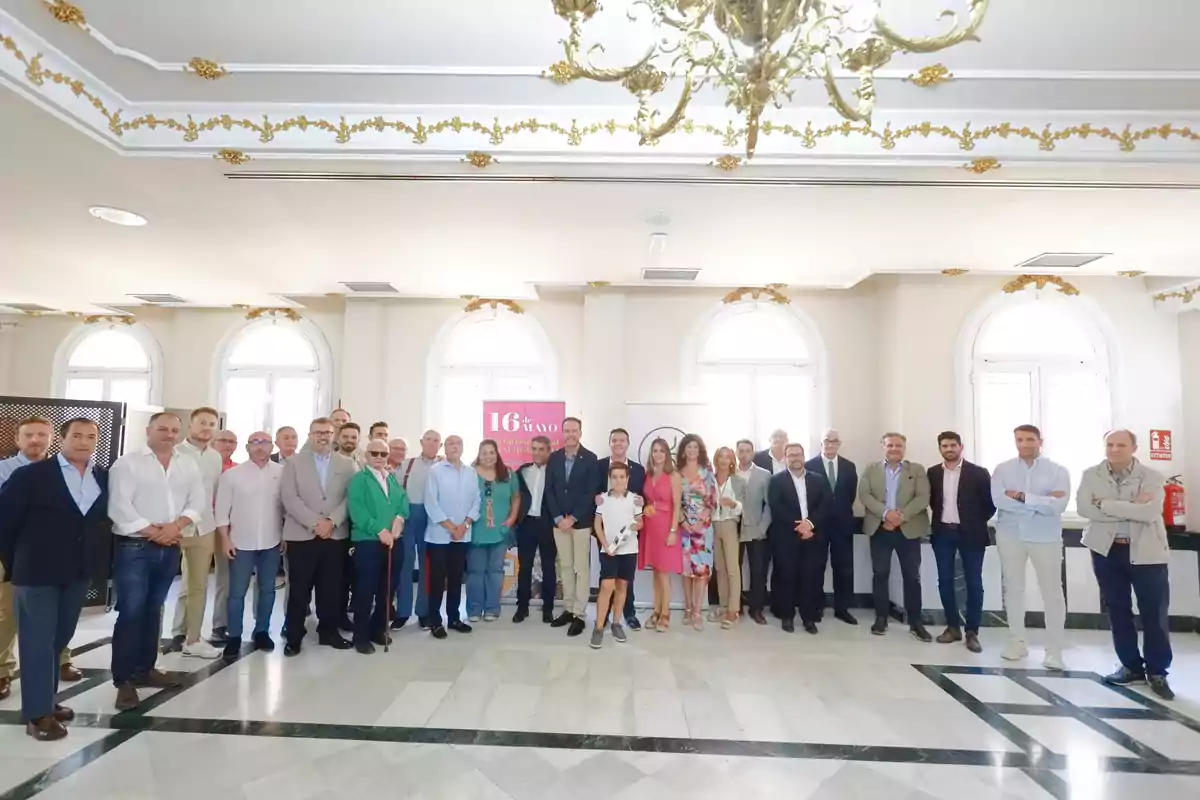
[549,0,990,158]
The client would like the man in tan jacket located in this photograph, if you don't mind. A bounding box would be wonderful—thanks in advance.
[858,432,931,641]
[1077,429,1174,701]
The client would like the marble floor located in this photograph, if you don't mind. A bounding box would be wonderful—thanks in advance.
[1,586,1199,799]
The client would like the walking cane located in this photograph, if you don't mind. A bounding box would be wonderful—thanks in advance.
[384,538,393,654]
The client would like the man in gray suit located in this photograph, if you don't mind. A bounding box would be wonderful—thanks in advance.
[858,432,932,642]
[736,439,773,625]
[280,417,357,656]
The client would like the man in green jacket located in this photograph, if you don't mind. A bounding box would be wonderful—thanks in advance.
[347,439,410,654]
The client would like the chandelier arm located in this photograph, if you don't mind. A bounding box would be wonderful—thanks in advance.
[874,0,990,54]
[821,60,870,122]
[638,66,695,145]
[560,12,656,82]
[766,0,803,44]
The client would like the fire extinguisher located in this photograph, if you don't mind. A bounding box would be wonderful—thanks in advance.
[1162,476,1186,531]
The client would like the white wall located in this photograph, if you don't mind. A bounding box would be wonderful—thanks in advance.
[0,277,1186,495]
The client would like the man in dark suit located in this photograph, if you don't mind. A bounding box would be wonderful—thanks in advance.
[928,431,996,653]
[767,443,833,634]
[270,426,298,464]
[0,418,108,742]
[514,435,557,624]
[545,417,600,638]
[596,428,646,630]
[753,429,789,474]
[806,429,859,625]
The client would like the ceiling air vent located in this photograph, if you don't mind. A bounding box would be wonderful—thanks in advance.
[1,302,56,312]
[1016,253,1109,269]
[339,282,398,293]
[128,294,187,304]
[642,268,701,282]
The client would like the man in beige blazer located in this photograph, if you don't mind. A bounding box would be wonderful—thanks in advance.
[280,417,357,656]
[858,432,932,641]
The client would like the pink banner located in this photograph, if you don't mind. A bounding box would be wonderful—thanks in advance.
[482,400,566,466]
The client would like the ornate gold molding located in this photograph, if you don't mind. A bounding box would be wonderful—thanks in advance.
[722,284,790,305]
[1116,270,1145,278]
[185,57,227,80]
[213,148,249,165]
[586,281,611,288]
[232,305,301,321]
[43,0,85,27]
[1152,287,1200,304]
[710,155,741,171]
[908,64,954,88]
[461,296,523,314]
[463,151,495,168]
[67,312,134,325]
[941,268,969,276]
[1002,275,1080,296]
[541,60,577,85]
[963,157,1001,174]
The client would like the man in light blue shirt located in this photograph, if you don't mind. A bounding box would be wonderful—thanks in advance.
[423,435,480,639]
[991,424,1071,670]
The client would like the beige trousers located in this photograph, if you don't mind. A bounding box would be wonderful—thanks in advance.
[0,563,73,677]
[172,531,215,641]
[713,520,742,614]
[553,527,592,617]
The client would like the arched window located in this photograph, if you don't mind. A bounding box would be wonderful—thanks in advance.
[963,294,1114,514]
[218,319,330,443]
[689,302,826,453]
[428,310,557,453]
[59,324,160,407]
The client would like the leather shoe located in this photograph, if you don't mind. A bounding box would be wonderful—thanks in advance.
[936,627,963,644]
[782,619,795,633]
[448,620,473,634]
[283,642,302,657]
[566,617,586,637]
[513,607,529,623]
[871,617,888,635]
[550,611,574,628]
[542,608,555,624]
[750,610,767,626]
[803,621,819,635]
[52,704,75,723]
[133,670,181,689]
[337,616,354,633]
[161,634,184,655]
[389,617,408,631]
[253,633,275,652]
[431,625,448,640]
[355,641,376,655]
[0,676,11,700]
[26,716,68,741]
[965,632,982,653]
[114,683,140,711]
[834,610,858,626]
[318,634,353,650]
[910,624,933,643]
[59,663,84,683]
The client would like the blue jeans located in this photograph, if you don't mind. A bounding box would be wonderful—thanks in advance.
[393,504,426,620]
[227,546,282,640]
[931,531,986,632]
[466,541,508,618]
[112,538,180,685]
[1092,545,1173,677]
[14,580,88,722]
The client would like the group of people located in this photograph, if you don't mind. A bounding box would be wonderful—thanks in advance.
[0,406,1179,744]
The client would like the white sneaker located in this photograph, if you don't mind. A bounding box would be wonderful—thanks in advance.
[1043,651,1066,671]
[483,613,499,622]
[182,639,222,660]
[1001,638,1029,661]
[468,615,482,623]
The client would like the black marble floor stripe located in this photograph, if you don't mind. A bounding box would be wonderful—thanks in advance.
[985,703,1161,721]
[1020,768,1070,800]
[0,729,140,800]
[66,636,112,659]
[933,664,1100,679]
[1077,675,1200,736]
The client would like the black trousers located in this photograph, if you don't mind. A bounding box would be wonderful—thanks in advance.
[516,516,557,612]
[744,539,771,613]
[284,537,345,645]
[770,531,827,623]
[870,529,922,623]
[826,527,856,613]
[352,540,399,644]
[425,541,467,627]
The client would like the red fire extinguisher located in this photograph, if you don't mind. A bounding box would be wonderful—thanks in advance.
[1162,476,1186,531]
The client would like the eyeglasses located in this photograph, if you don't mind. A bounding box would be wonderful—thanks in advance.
[367,450,388,457]
[484,481,493,497]
[248,439,272,446]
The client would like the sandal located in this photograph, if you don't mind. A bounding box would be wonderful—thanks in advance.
[692,613,704,631]
[721,615,735,630]
[656,612,670,632]
[647,612,660,629]
[706,608,723,623]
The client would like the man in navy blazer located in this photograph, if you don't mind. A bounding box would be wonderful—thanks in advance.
[767,443,832,634]
[806,429,860,625]
[545,417,599,637]
[513,435,557,624]
[0,418,108,742]
[595,428,646,630]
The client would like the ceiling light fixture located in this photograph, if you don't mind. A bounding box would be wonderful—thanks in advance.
[88,206,147,226]
[547,0,990,158]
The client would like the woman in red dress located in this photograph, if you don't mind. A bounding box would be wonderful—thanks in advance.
[639,438,682,632]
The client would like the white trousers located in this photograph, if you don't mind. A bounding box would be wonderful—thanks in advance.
[997,535,1065,652]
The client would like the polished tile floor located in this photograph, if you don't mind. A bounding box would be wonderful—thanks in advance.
[1,585,1199,799]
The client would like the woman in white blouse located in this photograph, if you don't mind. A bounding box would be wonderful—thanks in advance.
[710,446,745,629]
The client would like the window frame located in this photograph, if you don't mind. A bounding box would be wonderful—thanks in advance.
[54,323,163,407]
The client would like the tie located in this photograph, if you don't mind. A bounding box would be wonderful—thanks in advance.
[825,459,836,491]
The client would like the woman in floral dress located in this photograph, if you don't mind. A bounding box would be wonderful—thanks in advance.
[676,433,717,631]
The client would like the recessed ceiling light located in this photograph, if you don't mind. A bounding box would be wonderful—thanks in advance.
[88,206,147,227]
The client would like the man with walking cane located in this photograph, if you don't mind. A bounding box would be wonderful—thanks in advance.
[347,439,410,655]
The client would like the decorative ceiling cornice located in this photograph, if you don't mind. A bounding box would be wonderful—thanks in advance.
[941,268,969,276]
[907,64,954,88]
[232,304,302,321]
[213,148,249,165]
[710,155,741,171]
[1002,275,1081,296]
[462,296,523,314]
[722,285,790,305]
[963,157,1001,174]
[462,151,495,168]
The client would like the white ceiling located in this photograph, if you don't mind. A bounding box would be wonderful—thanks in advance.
[1,0,1200,312]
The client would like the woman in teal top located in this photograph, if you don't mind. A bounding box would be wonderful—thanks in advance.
[467,439,522,621]
[347,439,410,654]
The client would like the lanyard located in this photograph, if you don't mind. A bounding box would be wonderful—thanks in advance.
[402,458,416,489]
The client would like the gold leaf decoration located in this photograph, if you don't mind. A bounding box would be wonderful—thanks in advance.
[1152,287,1200,304]
[213,148,249,165]
[963,157,1001,174]
[907,64,954,88]
[941,268,969,276]
[711,155,742,171]
[722,284,790,305]
[622,64,667,95]
[542,60,577,85]
[1002,275,1081,296]
[587,281,611,288]
[185,57,227,81]
[67,312,135,325]
[234,305,301,321]
[1116,270,1145,278]
[42,0,86,27]
[463,151,495,168]
[461,296,523,314]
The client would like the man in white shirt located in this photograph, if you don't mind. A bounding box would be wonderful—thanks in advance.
[166,407,223,659]
[753,429,789,474]
[514,436,556,623]
[108,412,206,712]
[216,431,284,662]
[399,430,441,629]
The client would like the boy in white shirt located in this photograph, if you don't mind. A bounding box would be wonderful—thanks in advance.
[591,463,643,649]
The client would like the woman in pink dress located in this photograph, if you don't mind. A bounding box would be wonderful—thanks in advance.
[640,438,682,632]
